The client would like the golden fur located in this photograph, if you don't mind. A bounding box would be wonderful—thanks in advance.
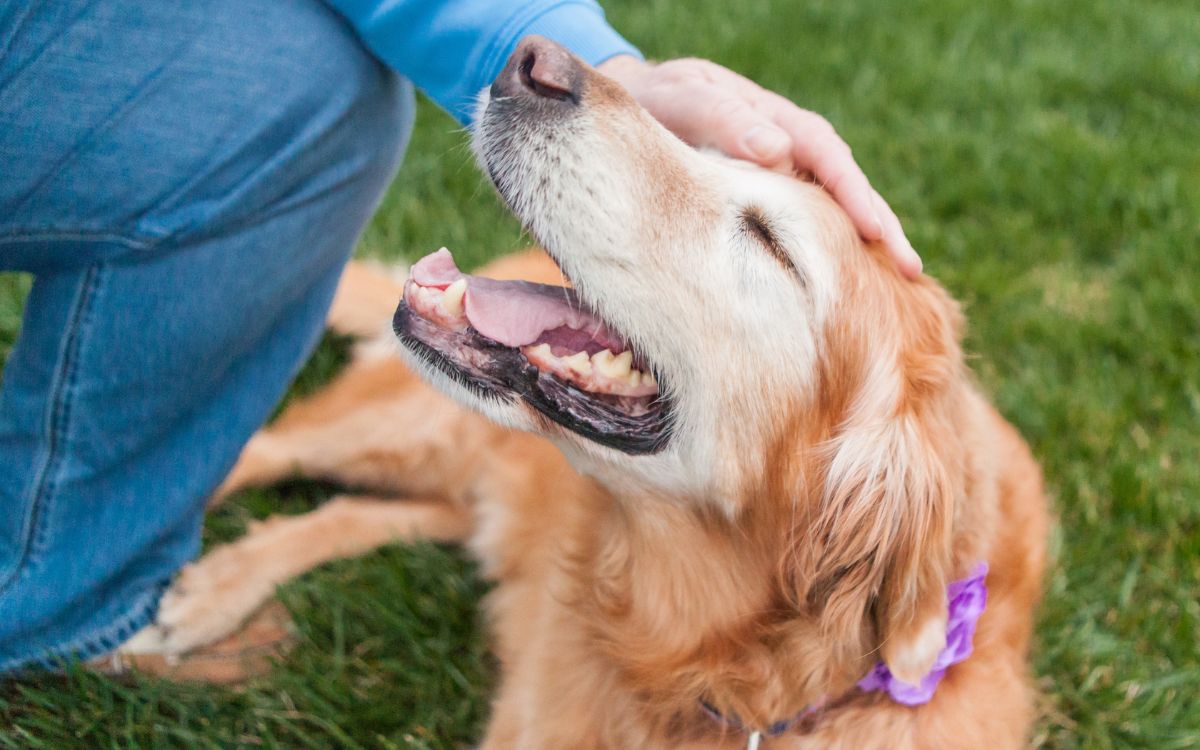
[132,42,1049,749]
[139,240,1047,748]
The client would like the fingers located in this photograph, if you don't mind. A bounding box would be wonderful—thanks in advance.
[774,104,922,277]
[668,87,793,167]
[775,109,882,242]
[739,122,792,165]
[873,188,923,279]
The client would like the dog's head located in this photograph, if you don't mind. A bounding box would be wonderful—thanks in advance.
[395,37,970,702]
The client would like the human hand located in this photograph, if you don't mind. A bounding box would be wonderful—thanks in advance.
[597,55,921,279]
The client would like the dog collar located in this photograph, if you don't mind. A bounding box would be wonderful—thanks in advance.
[699,698,816,749]
[701,563,989,747]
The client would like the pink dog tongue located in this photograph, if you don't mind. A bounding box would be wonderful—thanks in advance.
[411,248,619,349]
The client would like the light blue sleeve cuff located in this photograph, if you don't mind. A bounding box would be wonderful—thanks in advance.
[461,2,642,124]
[325,0,642,126]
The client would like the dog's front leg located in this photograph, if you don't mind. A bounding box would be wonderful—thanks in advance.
[127,496,472,655]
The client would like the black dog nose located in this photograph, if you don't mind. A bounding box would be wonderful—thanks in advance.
[491,35,582,104]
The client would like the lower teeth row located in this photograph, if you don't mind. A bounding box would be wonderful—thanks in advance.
[522,343,656,390]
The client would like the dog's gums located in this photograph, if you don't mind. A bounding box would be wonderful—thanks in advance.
[394,247,671,454]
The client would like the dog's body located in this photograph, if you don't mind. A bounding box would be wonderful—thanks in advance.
[130,37,1048,749]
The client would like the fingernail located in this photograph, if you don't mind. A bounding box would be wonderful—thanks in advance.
[901,236,923,276]
[742,125,789,160]
[868,194,885,239]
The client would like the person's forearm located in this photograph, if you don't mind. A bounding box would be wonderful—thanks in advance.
[323,0,640,124]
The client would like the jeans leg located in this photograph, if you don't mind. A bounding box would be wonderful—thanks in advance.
[0,0,415,671]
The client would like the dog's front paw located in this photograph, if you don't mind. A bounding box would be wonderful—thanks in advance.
[127,546,279,655]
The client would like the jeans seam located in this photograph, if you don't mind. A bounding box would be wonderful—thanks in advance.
[0,230,156,250]
[0,580,165,674]
[0,263,106,597]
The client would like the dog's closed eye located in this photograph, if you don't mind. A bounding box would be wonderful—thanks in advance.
[741,207,804,285]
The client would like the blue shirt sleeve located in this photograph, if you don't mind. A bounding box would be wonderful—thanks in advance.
[323,0,642,124]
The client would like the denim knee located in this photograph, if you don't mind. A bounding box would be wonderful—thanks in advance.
[0,0,414,263]
[134,0,415,251]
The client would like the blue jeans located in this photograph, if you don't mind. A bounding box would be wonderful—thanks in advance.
[0,0,414,671]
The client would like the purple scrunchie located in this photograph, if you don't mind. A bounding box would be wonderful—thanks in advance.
[857,562,989,705]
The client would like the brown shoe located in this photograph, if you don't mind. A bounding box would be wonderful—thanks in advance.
[89,600,297,684]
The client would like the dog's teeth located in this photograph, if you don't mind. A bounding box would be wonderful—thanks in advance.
[565,351,592,374]
[527,343,552,360]
[612,350,633,376]
[642,371,658,388]
[591,349,616,377]
[441,279,467,316]
[628,371,642,387]
[593,349,632,379]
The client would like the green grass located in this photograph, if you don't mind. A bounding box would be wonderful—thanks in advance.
[2,0,1198,746]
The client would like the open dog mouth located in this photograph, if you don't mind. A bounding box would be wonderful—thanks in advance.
[393,249,671,454]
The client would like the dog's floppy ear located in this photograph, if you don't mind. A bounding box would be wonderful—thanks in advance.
[805,412,955,683]
[788,281,965,683]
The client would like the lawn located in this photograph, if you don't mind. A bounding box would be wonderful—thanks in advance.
[2,0,1198,747]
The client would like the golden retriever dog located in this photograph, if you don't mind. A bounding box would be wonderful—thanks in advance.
[123,37,1048,749]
